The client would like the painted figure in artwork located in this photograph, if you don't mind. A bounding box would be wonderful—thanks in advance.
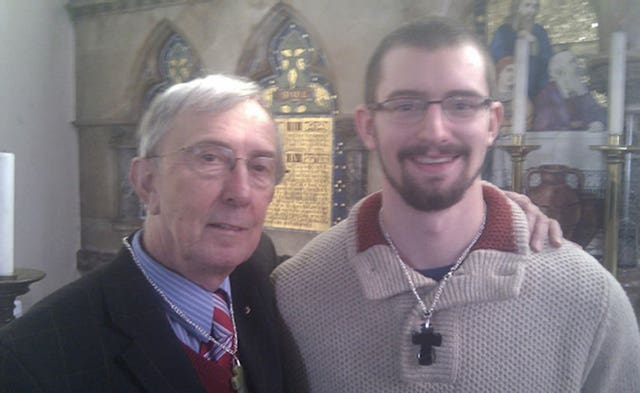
[490,0,552,99]
[532,50,606,131]
[495,56,533,134]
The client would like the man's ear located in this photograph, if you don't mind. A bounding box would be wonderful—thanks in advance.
[354,104,377,151]
[129,157,160,215]
[487,100,504,146]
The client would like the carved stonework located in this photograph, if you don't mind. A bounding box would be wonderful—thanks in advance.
[66,0,213,20]
[110,127,141,230]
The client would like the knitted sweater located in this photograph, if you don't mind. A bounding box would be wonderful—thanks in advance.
[272,184,640,393]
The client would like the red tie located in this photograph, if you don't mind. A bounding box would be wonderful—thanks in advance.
[199,289,235,371]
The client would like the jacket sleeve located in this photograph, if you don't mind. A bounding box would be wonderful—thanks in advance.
[0,341,46,393]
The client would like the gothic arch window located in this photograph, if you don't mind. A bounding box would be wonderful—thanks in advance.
[260,22,336,116]
[143,32,200,109]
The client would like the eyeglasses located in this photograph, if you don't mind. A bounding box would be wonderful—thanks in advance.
[368,95,494,125]
[148,142,277,188]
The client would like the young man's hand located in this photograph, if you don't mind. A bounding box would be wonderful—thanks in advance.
[504,190,564,251]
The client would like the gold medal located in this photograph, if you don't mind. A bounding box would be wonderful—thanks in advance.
[231,362,248,393]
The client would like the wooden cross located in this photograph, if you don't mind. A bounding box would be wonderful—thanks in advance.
[411,324,442,365]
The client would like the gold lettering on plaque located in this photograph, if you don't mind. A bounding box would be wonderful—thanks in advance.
[265,117,333,231]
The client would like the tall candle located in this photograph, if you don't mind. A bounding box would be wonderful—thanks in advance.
[608,31,627,135]
[512,37,529,135]
[0,152,15,276]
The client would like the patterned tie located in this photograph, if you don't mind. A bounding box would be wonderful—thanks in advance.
[199,289,235,371]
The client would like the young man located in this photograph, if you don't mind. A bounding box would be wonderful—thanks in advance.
[272,19,640,392]
[0,75,284,393]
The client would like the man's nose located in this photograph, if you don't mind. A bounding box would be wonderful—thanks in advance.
[222,159,252,206]
[415,104,449,143]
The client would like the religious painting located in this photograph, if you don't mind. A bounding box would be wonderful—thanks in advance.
[482,0,608,255]
[485,0,602,133]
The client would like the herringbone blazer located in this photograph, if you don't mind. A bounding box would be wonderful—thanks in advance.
[0,233,283,393]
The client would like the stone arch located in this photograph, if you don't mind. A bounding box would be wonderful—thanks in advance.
[236,3,334,95]
[127,19,203,120]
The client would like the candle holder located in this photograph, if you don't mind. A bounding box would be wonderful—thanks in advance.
[591,135,640,277]
[496,134,540,193]
[0,268,45,327]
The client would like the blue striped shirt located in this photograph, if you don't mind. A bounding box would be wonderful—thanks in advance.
[131,230,232,353]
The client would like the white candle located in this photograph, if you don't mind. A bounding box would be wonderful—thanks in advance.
[608,31,627,135]
[512,37,529,135]
[0,152,15,276]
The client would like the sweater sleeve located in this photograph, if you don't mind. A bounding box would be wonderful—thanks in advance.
[580,273,640,393]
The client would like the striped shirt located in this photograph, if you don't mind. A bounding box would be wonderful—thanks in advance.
[131,230,232,353]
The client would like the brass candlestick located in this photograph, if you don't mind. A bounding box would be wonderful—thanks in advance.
[496,134,540,193]
[591,134,640,277]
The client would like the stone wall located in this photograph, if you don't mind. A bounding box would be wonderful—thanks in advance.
[68,0,640,270]
[2,0,79,311]
[70,0,478,265]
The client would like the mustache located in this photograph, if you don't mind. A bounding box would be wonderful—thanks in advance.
[398,144,467,161]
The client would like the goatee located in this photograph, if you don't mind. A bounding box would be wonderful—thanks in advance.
[380,143,482,212]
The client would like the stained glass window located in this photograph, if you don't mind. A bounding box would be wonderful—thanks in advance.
[143,33,198,108]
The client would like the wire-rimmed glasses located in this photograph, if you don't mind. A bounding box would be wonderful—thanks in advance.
[368,95,494,125]
[147,142,277,188]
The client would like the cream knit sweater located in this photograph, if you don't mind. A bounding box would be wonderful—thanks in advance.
[272,185,640,393]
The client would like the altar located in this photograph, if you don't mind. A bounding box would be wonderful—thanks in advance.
[487,130,609,258]
[490,131,608,194]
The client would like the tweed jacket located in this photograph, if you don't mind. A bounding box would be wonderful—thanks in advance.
[0,233,283,393]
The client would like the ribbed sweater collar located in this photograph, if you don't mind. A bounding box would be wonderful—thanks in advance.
[349,183,530,306]
[356,183,519,253]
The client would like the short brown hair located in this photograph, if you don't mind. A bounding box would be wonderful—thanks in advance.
[364,18,497,104]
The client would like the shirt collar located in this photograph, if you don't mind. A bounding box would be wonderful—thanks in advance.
[131,230,231,340]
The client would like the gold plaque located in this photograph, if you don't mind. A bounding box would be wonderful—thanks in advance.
[265,117,334,231]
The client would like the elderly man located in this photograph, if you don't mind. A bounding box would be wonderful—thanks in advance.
[272,19,640,392]
[0,75,284,393]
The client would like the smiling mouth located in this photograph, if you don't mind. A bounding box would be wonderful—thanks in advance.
[412,155,457,165]
[209,223,245,232]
